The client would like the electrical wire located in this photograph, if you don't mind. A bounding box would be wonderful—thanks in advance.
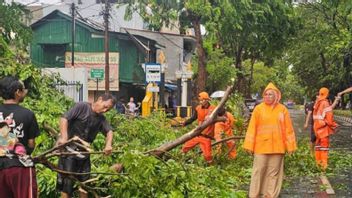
[77,2,96,11]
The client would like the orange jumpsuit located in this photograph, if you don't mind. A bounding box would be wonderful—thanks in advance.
[182,104,215,162]
[313,90,337,170]
[214,112,237,159]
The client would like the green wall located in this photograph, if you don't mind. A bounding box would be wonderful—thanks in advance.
[30,12,145,83]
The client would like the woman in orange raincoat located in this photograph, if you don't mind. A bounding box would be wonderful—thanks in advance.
[313,87,338,170]
[243,83,297,198]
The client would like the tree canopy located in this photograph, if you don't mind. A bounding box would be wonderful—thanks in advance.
[288,0,352,98]
[0,0,32,48]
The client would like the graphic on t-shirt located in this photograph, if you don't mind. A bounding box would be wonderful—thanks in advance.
[13,123,24,138]
[0,112,24,138]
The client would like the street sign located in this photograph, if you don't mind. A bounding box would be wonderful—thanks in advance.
[90,68,104,79]
[147,86,160,92]
[145,63,161,83]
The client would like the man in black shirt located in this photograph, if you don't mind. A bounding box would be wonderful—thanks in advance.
[304,98,316,156]
[57,93,116,198]
[0,76,40,197]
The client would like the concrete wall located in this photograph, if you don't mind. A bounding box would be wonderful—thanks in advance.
[42,67,88,102]
[126,29,194,81]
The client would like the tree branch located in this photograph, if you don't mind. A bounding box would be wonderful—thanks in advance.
[146,85,234,157]
[42,122,58,137]
[211,136,245,147]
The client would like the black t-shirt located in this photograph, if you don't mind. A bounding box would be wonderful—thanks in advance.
[0,104,40,169]
[306,102,314,125]
[0,104,40,152]
[63,102,112,143]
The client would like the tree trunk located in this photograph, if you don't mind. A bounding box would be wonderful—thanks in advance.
[193,17,207,93]
[319,52,327,72]
[235,46,244,93]
[247,55,256,98]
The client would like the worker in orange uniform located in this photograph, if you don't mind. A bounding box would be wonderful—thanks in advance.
[181,92,216,164]
[243,82,297,198]
[313,87,338,170]
[214,106,237,159]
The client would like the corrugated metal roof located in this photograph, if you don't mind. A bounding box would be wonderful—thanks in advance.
[31,10,157,43]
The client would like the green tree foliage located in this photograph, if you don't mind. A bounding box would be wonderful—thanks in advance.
[207,0,298,94]
[289,0,352,97]
[243,60,276,96]
[242,58,304,103]
[124,0,298,95]
[203,40,237,92]
[0,0,32,47]
[123,0,211,93]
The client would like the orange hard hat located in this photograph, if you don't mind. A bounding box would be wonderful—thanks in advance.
[318,87,329,100]
[198,92,210,100]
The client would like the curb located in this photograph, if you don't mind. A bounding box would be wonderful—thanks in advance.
[334,115,352,124]
[320,175,335,195]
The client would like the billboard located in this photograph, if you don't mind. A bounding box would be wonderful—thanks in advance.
[65,52,119,91]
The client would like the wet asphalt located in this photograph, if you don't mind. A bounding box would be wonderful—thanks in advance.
[280,109,352,198]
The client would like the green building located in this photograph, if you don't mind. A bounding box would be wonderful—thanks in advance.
[30,10,157,102]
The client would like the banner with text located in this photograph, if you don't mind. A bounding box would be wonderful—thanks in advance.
[65,52,119,91]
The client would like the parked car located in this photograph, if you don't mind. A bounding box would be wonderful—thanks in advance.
[285,101,295,109]
[244,98,258,112]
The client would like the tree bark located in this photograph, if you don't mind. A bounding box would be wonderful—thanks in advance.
[43,122,58,137]
[192,16,207,93]
[247,55,256,98]
[211,136,245,147]
[235,46,244,93]
[147,86,234,157]
[319,52,327,72]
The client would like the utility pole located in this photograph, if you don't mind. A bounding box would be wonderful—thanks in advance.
[158,51,166,108]
[71,2,75,66]
[104,0,110,93]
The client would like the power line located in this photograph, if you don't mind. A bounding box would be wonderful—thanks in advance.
[77,2,96,11]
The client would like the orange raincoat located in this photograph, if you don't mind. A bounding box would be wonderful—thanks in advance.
[244,83,297,198]
[243,83,297,154]
[312,87,337,169]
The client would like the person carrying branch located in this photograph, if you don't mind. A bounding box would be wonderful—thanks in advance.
[181,92,215,164]
[243,82,297,198]
[214,106,237,159]
[0,76,40,198]
[56,93,116,198]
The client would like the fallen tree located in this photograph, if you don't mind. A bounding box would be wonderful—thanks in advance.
[146,85,234,157]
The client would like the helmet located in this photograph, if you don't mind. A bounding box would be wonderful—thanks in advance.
[198,92,210,100]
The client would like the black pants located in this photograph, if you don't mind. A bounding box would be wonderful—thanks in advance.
[56,155,90,196]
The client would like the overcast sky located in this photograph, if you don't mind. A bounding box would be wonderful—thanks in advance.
[7,0,64,5]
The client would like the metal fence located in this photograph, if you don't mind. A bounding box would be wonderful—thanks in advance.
[54,81,83,102]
